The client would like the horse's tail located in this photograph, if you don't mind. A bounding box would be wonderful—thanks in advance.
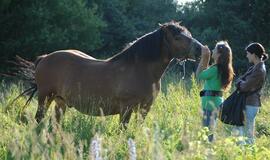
[6,55,46,106]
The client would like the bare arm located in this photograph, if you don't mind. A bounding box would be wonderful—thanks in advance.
[196,46,211,78]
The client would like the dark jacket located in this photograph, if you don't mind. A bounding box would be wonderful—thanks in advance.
[236,62,266,106]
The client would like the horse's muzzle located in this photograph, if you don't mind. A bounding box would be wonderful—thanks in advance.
[189,38,203,61]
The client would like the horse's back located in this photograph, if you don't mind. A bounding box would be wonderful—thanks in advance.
[35,50,106,94]
[46,50,98,62]
[56,49,96,60]
[35,49,107,69]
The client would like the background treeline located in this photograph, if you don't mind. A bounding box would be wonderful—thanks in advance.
[0,0,269,74]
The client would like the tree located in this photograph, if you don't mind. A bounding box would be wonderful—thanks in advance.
[0,0,105,68]
[87,0,179,57]
[178,0,270,74]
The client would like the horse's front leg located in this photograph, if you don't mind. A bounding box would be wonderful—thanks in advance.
[119,106,133,129]
[137,103,152,122]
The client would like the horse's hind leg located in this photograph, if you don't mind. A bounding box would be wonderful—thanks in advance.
[35,94,53,123]
[54,96,66,123]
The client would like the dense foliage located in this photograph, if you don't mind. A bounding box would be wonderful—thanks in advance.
[1,0,269,73]
[179,0,270,73]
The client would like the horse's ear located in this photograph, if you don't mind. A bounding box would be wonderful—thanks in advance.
[160,24,166,31]
[159,23,168,33]
[160,24,170,36]
[170,20,182,25]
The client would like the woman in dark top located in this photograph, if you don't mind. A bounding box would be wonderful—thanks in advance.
[235,42,268,144]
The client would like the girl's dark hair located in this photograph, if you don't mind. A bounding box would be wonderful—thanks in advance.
[216,41,234,91]
[246,42,268,61]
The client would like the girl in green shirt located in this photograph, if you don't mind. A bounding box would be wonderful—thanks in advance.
[196,41,234,142]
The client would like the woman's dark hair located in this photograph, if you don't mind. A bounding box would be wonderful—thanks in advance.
[216,41,234,91]
[245,42,268,61]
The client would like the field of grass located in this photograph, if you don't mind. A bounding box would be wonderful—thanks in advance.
[0,76,270,160]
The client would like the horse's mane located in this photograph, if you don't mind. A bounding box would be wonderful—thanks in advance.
[108,22,188,63]
[108,29,163,63]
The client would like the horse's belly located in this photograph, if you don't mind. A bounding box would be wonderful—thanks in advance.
[67,97,120,116]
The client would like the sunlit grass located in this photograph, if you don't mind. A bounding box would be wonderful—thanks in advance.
[0,76,270,159]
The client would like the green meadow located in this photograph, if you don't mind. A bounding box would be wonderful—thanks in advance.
[1,76,270,160]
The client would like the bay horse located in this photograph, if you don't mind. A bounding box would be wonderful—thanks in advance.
[15,22,203,127]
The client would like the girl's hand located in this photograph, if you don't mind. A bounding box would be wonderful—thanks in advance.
[196,45,211,77]
[201,46,211,58]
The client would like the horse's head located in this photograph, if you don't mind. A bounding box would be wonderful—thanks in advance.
[160,22,203,61]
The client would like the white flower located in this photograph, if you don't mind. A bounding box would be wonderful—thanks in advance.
[128,138,136,160]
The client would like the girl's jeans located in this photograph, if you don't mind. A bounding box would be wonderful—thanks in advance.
[233,105,259,144]
[202,108,218,142]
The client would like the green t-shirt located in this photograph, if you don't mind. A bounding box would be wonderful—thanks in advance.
[198,65,223,111]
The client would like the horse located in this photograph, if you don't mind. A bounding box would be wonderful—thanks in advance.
[14,21,203,127]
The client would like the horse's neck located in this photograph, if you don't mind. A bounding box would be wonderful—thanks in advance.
[146,49,172,82]
[110,30,161,63]
[109,30,172,81]
[146,60,169,82]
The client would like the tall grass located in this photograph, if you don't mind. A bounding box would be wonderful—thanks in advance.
[0,76,270,160]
